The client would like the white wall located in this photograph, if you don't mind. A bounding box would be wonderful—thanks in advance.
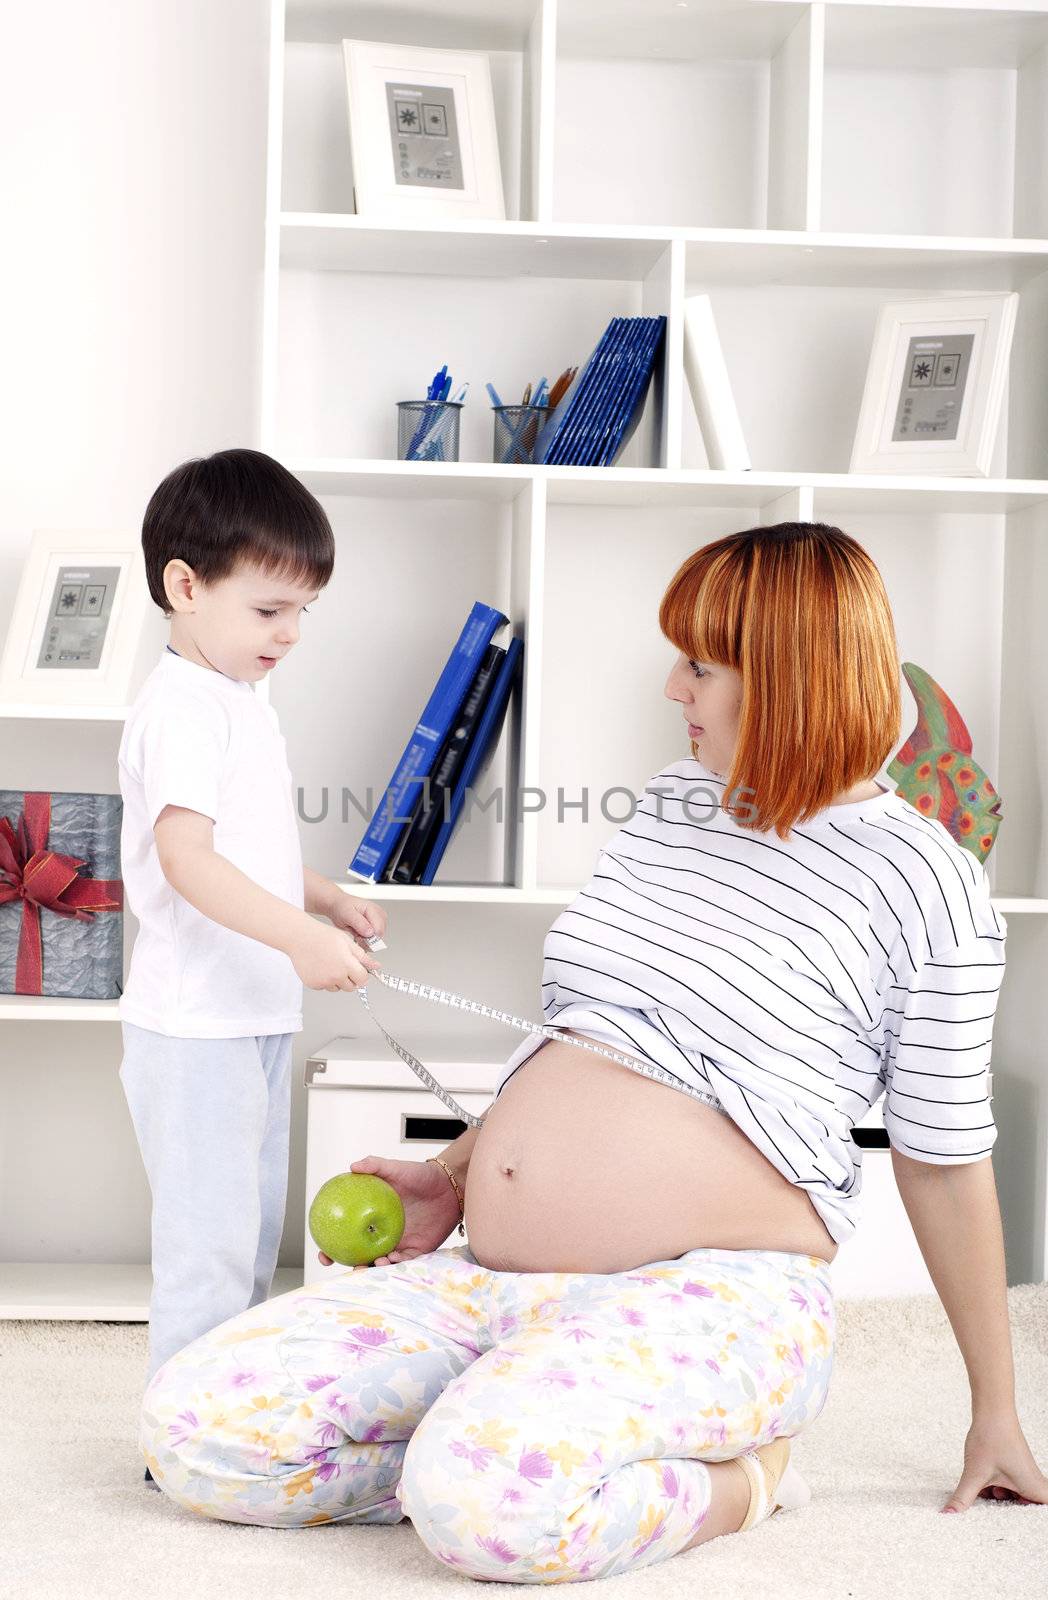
[0,0,270,1266]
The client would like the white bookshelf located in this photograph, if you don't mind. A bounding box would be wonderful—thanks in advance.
[5,0,1048,1314]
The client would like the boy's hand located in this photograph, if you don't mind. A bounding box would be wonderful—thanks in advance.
[329,893,387,949]
[287,919,381,992]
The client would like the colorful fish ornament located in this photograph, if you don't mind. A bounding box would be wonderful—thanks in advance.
[886,662,1002,863]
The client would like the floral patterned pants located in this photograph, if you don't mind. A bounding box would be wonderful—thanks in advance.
[140,1240,836,1583]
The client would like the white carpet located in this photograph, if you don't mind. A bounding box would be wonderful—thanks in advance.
[3,1284,1046,1598]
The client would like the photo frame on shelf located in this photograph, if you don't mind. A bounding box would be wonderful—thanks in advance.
[0,528,149,708]
[850,292,1018,476]
[341,38,505,222]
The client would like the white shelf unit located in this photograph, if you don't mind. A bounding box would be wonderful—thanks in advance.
[261,0,1048,1296]
[5,0,1048,1315]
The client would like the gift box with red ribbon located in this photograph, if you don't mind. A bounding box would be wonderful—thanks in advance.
[0,791,123,999]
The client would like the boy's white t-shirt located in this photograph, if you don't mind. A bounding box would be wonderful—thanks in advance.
[117,645,305,1038]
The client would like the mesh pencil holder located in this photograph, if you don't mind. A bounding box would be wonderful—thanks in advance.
[493,404,548,466]
[397,400,463,462]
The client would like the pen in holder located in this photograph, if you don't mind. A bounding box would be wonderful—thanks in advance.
[493,404,547,466]
[397,400,464,462]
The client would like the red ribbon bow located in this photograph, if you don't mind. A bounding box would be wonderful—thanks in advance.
[0,793,123,996]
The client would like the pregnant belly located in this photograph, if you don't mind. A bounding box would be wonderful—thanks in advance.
[464,1030,839,1274]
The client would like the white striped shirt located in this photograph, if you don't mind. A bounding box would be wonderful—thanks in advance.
[494,757,1006,1247]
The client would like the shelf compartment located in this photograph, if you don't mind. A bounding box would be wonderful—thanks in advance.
[820,4,1048,239]
[274,479,541,894]
[535,494,751,886]
[809,491,1047,906]
[679,260,1048,477]
[997,498,1048,900]
[274,245,674,466]
[552,0,820,230]
[281,0,553,221]
[534,490,1038,898]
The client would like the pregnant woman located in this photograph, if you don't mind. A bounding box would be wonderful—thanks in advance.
[139,520,1041,1579]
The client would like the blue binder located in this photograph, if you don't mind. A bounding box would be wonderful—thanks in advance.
[418,636,524,885]
[348,601,508,882]
[560,317,633,465]
[537,319,623,465]
[595,316,666,466]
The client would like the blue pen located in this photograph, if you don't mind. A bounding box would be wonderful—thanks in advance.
[417,381,469,459]
[486,382,505,410]
[406,365,448,458]
[417,373,455,459]
[415,377,459,460]
[409,366,448,457]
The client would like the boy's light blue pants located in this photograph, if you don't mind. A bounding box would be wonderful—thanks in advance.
[118,1021,295,1385]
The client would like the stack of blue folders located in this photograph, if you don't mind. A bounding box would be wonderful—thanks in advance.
[348,601,524,887]
[536,315,667,466]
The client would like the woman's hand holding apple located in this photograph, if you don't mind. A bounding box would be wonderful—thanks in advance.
[316,1156,464,1270]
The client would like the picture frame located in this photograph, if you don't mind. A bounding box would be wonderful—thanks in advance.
[849,292,1018,476]
[341,38,505,222]
[0,528,150,708]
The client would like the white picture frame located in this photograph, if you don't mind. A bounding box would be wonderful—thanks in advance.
[342,38,505,222]
[0,528,149,708]
[850,292,1018,476]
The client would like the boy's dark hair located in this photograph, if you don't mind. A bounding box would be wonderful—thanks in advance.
[142,448,335,616]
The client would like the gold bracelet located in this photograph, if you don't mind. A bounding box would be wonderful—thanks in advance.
[427,1156,466,1237]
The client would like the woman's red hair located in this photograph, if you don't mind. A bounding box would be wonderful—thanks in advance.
[659,521,902,839]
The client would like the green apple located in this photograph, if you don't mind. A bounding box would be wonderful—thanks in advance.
[308,1172,405,1266]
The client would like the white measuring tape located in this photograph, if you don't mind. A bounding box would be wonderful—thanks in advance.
[355,936,726,1127]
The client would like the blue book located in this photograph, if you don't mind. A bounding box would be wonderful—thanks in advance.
[536,319,623,465]
[348,601,508,882]
[560,317,633,465]
[588,312,665,464]
[595,317,666,466]
[586,318,648,463]
[418,636,524,885]
[558,317,627,465]
[582,317,658,466]
[388,642,504,884]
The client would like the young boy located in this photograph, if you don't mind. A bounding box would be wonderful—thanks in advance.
[117,448,387,1474]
